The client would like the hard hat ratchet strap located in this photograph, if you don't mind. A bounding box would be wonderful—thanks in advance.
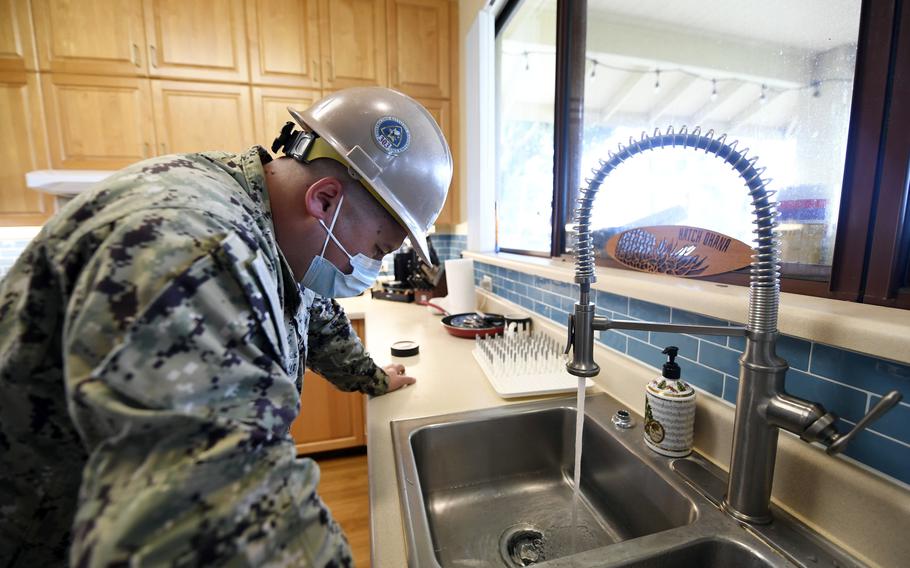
[271,122,363,182]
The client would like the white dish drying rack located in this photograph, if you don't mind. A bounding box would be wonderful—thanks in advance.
[472,330,593,398]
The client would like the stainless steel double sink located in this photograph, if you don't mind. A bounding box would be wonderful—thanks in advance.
[392,394,863,567]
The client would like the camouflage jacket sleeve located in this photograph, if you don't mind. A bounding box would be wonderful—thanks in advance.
[63,213,350,567]
[305,296,390,396]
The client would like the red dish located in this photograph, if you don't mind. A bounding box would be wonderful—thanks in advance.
[440,312,505,339]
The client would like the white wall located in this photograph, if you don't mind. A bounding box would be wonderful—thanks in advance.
[459,1,498,251]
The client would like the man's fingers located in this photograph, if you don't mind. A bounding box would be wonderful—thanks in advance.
[383,364,416,391]
[389,373,417,391]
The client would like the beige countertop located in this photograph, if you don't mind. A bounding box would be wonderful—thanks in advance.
[339,291,910,568]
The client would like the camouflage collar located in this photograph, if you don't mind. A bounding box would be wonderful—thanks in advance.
[237,145,275,223]
[200,146,275,231]
[236,146,303,317]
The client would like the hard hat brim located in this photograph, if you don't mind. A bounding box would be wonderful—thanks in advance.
[406,227,431,266]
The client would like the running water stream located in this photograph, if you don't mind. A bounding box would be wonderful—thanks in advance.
[570,375,586,556]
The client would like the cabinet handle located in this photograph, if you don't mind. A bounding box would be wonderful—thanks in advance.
[327,60,333,80]
[132,43,141,67]
[160,142,167,154]
[312,59,319,81]
[150,45,158,68]
[144,142,150,157]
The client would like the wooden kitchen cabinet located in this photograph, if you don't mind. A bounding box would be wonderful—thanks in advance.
[387,0,451,99]
[151,80,254,154]
[143,0,248,83]
[319,0,388,90]
[290,318,367,455]
[0,0,37,72]
[0,0,464,226]
[252,85,321,147]
[247,0,321,88]
[42,74,156,170]
[32,0,146,76]
[0,72,55,225]
[418,97,458,225]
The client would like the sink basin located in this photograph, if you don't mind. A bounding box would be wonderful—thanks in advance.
[615,539,777,568]
[392,395,863,567]
[408,407,696,565]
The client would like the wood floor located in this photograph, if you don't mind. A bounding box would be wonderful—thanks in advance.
[313,449,371,567]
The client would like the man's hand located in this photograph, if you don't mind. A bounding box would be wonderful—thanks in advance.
[383,363,416,391]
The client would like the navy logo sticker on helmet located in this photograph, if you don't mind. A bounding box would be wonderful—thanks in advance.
[373,116,411,155]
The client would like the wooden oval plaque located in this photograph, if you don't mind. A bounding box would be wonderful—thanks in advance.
[605,225,753,277]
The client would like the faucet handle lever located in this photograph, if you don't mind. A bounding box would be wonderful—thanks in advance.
[564,313,575,355]
[826,390,903,456]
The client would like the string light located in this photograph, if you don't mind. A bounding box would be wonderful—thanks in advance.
[502,49,851,100]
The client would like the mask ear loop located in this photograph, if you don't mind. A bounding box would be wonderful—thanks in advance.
[318,194,354,258]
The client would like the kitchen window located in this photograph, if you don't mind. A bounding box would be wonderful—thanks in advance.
[494,0,910,308]
[495,0,557,254]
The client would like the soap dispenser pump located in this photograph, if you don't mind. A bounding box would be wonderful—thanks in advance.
[661,346,681,380]
[644,346,697,457]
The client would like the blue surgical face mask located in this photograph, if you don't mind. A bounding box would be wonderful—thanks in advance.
[301,195,383,298]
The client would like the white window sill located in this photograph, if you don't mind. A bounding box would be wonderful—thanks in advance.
[462,250,910,365]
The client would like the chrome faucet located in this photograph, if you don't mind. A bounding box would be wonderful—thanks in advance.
[565,126,903,524]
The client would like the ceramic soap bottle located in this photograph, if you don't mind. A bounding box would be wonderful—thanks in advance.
[643,346,696,457]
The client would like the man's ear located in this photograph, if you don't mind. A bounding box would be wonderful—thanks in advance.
[303,177,345,221]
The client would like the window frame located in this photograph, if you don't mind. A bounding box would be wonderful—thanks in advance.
[862,0,910,308]
[494,0,566,258]
[494,0,910,308]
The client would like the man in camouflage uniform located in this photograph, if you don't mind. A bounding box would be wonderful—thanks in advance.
[0,87,450,566]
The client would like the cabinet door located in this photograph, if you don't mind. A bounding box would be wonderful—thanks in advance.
[151,80,254,154]
[291,318,367,455]
[419,97,457,225]
[0,0,37,72]
[387,0,450,98]
[252,86,321,148]
[42,74,156,170]
[319,0,387,89]
[0,72,54,225]
[143,0,248,82]
[247,0,320,88]
[32,0,146,75]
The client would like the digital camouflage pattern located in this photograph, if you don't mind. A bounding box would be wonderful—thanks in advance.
[0,147,390,566]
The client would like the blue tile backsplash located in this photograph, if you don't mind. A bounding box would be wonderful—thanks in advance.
[474,260,910,486]
[378,233,467,277]
[432,233,467,263]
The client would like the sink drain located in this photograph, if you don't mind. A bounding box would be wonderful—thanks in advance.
[500,525,546,566]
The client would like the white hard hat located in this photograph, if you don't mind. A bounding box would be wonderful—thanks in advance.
[275,87,453,264]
